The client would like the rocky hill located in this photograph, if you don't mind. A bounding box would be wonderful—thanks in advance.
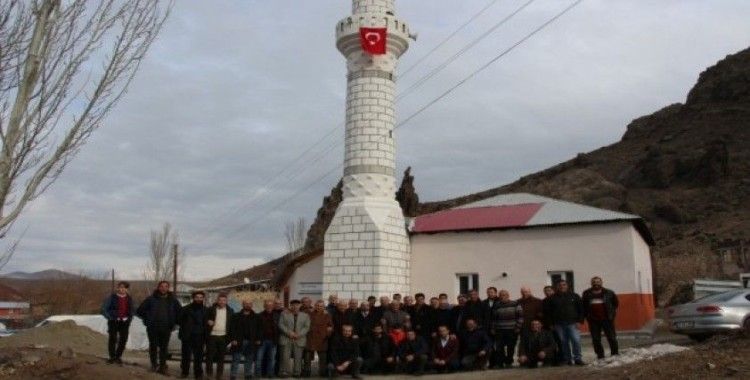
[217,47,750,303]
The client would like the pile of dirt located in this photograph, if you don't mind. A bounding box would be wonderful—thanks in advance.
[0,347,163,380]
[0,321,106,357]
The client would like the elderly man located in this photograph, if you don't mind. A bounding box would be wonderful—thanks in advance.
[518,287,544,335]
[382,301,409,331]
[304,300,332,377]
[332,300,356,338]
[354,302,377,341]
[327,294,339,315]
[489,289,523,369]
[278,300,311,377]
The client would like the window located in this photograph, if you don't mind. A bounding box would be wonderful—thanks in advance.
[548,271,575,292]
[456,273,479,295]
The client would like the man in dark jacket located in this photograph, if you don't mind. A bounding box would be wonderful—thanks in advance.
[458,318,491,371]
[101,281,134,365]
[518,286,544,334]
[256,299,279,378]
[332,301,356,338]
[179,291,208,379]
[328,324,363,379]
[451,295,467,334]
[353,302,378,341]
[463,290,485,328]
[362,324,396,374]
[518,320,556,368]
[582,276,620,359]
[545,280,585,365]
[399,330,428,375]
[482,287,499,368]
[431,325,460,373]
[229,299,260,380]
[206,293,234,379]
[409,293,429,338]
[136,280,182,374]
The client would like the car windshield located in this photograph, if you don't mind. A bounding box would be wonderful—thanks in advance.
[692,290,745,303]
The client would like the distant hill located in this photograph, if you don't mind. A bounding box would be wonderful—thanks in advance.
[212,46,750,303]
[1,269,82,281]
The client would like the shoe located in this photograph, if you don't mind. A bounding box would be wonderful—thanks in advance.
[179,374,189,379]
[574,360,586,366]
[114,358,123,366]
[158,365,169,375]
[106,358,115,364]
[150,365,159,372]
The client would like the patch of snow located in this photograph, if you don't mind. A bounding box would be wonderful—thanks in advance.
[590,343,689,368]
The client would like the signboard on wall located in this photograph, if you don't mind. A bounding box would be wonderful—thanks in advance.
[298,282,323,295]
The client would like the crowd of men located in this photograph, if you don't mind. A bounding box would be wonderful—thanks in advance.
[101,276,620,379]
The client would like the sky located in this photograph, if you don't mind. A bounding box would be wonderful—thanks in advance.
[3,0,750,281]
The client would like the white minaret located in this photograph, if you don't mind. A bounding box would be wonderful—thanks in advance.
[323,0,412,300]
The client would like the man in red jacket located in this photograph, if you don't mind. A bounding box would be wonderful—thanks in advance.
[431,325,460,373]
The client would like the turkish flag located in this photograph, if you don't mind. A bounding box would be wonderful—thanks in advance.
[360,27,387,55]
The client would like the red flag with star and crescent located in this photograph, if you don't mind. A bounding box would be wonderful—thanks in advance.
[360,27,387,55]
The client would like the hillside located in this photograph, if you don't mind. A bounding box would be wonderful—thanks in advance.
[215,47,750,302]
[0,269,82,280]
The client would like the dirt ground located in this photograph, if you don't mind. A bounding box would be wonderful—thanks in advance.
[0,320,746,379]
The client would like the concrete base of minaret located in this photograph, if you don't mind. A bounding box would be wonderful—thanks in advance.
[323,197,410,300]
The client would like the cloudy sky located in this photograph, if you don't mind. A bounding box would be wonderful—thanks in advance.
[3,0,750,281]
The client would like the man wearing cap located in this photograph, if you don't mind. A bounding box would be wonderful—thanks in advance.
[278,299,310,377]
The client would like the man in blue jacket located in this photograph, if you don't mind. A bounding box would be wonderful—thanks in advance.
[101,281,134,365]
[136,280,182,375]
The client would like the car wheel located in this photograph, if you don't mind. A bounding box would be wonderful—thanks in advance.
[688,333,711,342]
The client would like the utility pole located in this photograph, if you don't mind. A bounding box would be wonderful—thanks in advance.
[111,268,115,292]
[172,243,178,292]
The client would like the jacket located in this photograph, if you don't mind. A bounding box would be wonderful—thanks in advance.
[101,293,134,322]
[329,335,361,365]
[489,300,523,333]
[545,291,584,325]
[178,302,209,340]
[278,310,310,347]
[136,291,182,329]
[518,329,556,358]
[354,311,378,339]
[206,304,234,335]
[398,336,428,359]
[431,336,460,362]
[459,328,491,355]
[582,287,619,321]
[306,309,333,351]
[517,296,544,331]
[228,309,260,343]
[331,309,356,336]
[463,300,485,327]
[362,334,395,360]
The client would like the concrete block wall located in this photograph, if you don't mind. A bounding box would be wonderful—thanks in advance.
[324,0,411,300]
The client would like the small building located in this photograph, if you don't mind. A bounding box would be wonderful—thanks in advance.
[279,193,656,332]
[0,283,31,328]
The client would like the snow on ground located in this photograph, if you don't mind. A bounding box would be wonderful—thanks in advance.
[590,343,690,368]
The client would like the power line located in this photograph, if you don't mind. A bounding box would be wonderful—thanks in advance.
[187,3,513,246]
[399,0,500,80]
[192,0,584,255]
[396,0,583,130]
[397,0,536,102]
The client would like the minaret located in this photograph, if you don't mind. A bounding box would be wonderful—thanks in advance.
[323,0,412,300]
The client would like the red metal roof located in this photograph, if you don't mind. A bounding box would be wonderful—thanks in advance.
[412,203,543,233]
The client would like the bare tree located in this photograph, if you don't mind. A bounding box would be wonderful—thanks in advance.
[144,222,184,286]
[0,0,172,268]
[284,217,307,255]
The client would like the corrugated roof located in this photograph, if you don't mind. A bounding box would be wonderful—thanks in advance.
[412,193,654,244]
[411,203,543,233]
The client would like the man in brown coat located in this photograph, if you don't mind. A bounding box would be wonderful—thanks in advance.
[304,300,333,377]
[518,287,544,334]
